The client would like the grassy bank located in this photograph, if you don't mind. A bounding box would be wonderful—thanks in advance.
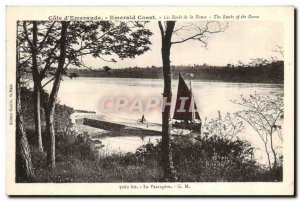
[31,134,162,183]
[30,133,282,182]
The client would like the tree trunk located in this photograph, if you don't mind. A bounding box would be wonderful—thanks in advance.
[269,129,277,171]
[158,21,177,182]
[264,142,272,171]
[45,108,56,168]
[31,22,44,152]
[16,30,35,181]
[34,84,43,152]
[45,21,69,168]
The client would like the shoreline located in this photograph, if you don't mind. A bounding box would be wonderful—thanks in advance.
[72,112,163,138]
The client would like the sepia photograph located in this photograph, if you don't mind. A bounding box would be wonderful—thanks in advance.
[6,6,294,196]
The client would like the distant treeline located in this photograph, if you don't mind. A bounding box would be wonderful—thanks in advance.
[67,61,284,84]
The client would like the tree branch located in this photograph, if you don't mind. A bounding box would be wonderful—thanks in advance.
[22,22,34,51]
[38,22,56,50]
[171,21,228,45]
[40,40,61,78]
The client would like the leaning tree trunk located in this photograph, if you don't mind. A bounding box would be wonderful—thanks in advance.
[16,65,35,182]
[45,21,68,169]
[16,21,34,182]
[159,21,177,182]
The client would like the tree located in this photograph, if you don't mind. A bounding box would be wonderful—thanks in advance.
[158,21,176,182]
[158,21,228,181]
[44,21,69,168]
[233,93,283,171]
[248,46,284,68]
[16,22,34,181]
[272,45,284,58]
[25,21,45,152]
[202,111,244,141]
[103,66,111,73]
[21,21,152,168]
[248,58,270,67]
[17,21,42,152]
[20,21,62,152]
[20,21,69,167]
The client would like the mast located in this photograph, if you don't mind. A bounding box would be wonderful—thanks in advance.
[190,80,195,121]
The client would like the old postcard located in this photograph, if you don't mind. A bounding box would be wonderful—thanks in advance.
[6,6,294,196]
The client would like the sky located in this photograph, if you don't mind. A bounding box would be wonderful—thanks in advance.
[82,21,284,69]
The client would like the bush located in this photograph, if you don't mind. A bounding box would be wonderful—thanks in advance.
[54,104,74,134]
[56,132,98,161]
[21,87,75,136]
[133,135,281,182]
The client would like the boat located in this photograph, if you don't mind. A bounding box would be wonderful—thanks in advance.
[172,73,202,133]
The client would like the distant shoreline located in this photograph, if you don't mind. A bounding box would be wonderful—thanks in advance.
[67,61,284,84]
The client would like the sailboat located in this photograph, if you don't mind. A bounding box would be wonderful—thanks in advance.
[172,73,202,133]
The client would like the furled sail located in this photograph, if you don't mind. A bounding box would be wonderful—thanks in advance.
[173,73,201,121]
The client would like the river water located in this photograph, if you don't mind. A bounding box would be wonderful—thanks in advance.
[45,77,283,163]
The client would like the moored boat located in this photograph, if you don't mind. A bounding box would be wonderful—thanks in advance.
[172,73,202,133]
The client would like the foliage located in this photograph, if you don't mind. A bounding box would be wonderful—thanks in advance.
[134,136,266,182]
[55,132,99,161]
[18,21,153,83]
[53,104,75,134]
